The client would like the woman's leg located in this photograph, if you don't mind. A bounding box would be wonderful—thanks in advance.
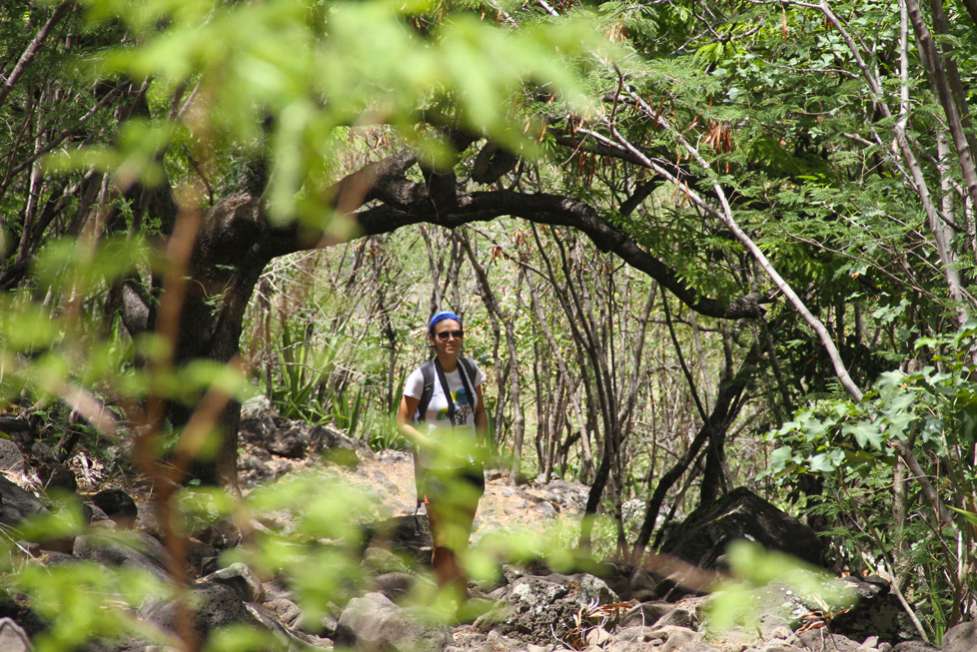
[424,474,482,598]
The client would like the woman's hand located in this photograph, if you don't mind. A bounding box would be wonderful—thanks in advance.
[396,394,434,449]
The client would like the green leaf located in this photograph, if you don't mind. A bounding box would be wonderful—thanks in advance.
[843,422,882,450]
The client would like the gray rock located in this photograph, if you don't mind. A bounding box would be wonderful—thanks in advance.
[244,602,334,650]
[797,630,863,651]
[607,624,714,651]
[527,478,589,515]
[941,622,977,652]
[655,601,699,629]
[475,573,618,644]
[266,423,309,458]
[313,424,370,459]
[335,592,447,652]
[240,394,275,421]
[620,600,674,628]
[443,627,532,652]
[535,502,557,519]
[661,487,826,569]
[0,474,44,527]
[373,572,415,601]
[829,576,914,644]
[0,440,25,473]
[239,405,369,464]
[200,562,263,602]
[73,532,170,582]
[141,581,260,638]
[0,618,30,652]
[262,596,303,629]
[891,642,937,651]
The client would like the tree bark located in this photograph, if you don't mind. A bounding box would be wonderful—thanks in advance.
[0,3,72,111]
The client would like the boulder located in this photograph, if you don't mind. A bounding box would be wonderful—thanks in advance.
[335,591,447,652]
[73,532,171,582]
[660,487,825,569]
[940,622,977,652]
[0,474,45,527]
[525,477,588,516]
[239,401,369,465]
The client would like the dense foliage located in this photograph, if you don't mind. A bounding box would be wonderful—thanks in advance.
[2,0,977,648]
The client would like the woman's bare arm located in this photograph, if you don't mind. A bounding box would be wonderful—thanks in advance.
[396,394,434,448]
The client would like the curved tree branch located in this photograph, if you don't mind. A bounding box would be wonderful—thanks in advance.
[263,185,764,319]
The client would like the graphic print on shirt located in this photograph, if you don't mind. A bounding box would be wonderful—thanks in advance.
[438,385,474,426]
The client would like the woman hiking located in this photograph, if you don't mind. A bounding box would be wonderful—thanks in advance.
[396,310,488,601]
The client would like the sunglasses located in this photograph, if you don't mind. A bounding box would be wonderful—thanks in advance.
[435,330,464,341]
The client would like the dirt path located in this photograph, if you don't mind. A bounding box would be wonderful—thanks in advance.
[324,449,589,540]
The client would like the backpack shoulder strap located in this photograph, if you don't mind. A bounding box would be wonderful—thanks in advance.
[459,357,478,396]
[459,356,476,381]
[416,360,436,422]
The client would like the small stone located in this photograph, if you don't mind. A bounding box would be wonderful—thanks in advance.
[0,618,30,652]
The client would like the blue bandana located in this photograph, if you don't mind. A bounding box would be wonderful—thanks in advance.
[428,310,462,334]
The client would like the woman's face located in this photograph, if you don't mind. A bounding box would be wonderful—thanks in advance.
[430,318,463,357]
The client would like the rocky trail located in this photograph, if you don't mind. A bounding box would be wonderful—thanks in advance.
[0,399,972,652]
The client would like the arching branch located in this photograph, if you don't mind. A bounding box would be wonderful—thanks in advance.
[262,183,764,320]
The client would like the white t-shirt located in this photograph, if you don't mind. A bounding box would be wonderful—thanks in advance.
[404,360,485,431]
